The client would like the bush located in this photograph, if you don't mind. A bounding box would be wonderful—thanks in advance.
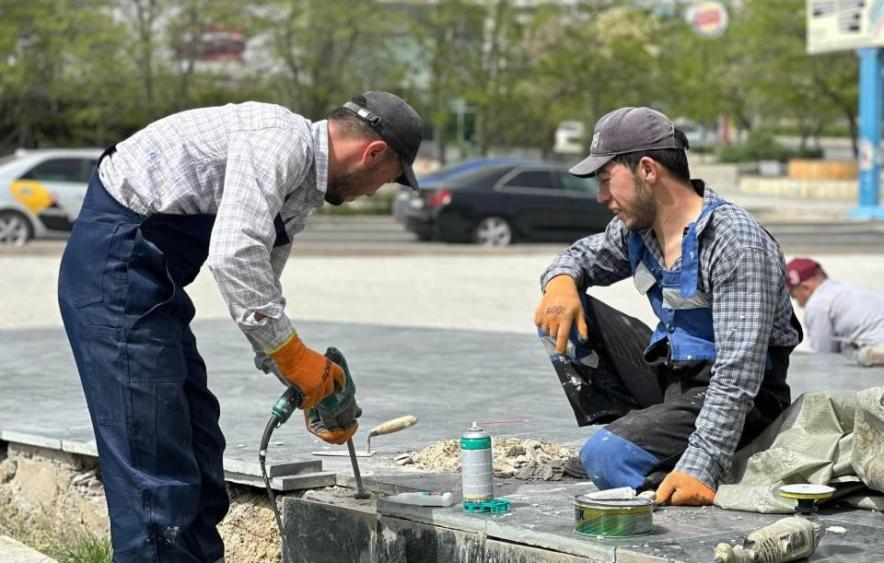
[716,128,791,163]
[716,128,826,163]
[314,187,397,215]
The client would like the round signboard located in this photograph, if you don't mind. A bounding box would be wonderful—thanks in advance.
[686,1,729,39]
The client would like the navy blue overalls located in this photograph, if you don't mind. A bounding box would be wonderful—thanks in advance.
[58,148,289,562]
[542,199,792,490]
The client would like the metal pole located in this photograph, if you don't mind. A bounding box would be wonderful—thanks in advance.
[851,47,884,219]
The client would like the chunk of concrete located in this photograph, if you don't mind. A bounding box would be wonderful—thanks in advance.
[0,536,58,563]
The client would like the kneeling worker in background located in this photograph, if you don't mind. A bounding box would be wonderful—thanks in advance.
[786,257,884,366]
[534,107,802,506]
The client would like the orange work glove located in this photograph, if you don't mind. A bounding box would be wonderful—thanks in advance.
[267,331,345,411]
[304,409,358,445]
[656,471,716,506]
[533,274,589,354]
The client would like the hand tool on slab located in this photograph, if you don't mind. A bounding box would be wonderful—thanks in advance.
[312,414,419,457]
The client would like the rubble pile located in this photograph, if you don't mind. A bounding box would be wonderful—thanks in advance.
[397,437,577,481]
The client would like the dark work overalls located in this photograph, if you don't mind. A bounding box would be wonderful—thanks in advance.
[58,149,289,562]
[542,200,796,491]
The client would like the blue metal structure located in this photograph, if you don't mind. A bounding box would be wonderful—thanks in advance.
[852,47,884,219]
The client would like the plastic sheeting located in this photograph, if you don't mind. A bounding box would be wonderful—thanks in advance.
[715,386,884,513]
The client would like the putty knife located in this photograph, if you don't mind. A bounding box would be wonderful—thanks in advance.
[313,415,419,457]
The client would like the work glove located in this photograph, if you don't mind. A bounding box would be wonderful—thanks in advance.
[533,274,589,354]
[656,471,716,506]
[267,330,345,411]
[304,408,358,445]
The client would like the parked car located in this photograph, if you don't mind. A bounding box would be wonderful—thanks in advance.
[398,158,612,245]
[0,148,101,245]
[392,157,527,224]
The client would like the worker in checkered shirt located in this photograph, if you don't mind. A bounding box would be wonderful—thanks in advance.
[534,107,802,506]
[57,92,421,562]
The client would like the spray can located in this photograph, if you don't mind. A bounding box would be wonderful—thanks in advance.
[461,422,493,502]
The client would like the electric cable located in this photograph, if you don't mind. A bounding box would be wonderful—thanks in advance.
[259,414,296,563]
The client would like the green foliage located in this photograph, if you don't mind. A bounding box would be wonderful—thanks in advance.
[52,535,113,563]
[716,128,824,163]
[0,0,862,156]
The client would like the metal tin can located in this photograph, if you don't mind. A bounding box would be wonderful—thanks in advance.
[574,495,653,537]
[461,422,493,502]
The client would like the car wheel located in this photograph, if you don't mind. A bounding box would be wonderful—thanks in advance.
[473,216,513,246]
[0,210,33,246]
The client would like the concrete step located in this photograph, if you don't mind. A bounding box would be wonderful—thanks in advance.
[0,536,58,563]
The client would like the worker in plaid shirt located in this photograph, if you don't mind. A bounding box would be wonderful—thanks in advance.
[58,92,422,562]
[534,107,802,506]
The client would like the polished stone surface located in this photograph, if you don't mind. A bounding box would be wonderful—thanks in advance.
[2,319,882,561]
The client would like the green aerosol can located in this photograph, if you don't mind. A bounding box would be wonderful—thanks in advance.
[461,422,493,502]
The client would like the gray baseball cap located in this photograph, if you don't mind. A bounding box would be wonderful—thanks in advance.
[343,91,423,190]
[570,107,686,177]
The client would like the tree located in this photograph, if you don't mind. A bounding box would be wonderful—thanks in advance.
[257,0,406,120]
[733,0,858,153]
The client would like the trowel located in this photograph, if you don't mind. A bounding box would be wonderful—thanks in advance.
[313,415,418,457]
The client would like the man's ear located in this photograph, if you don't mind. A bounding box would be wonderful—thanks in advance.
[639,157,657,182]
[363,140,390,165]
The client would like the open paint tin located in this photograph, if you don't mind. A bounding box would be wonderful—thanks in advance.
[574,495,654,537]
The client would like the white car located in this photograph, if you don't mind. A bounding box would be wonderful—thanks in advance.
[0,148,102,245]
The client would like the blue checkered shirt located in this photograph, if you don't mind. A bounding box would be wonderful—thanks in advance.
[541,185,801,489]
[99,102,328,352]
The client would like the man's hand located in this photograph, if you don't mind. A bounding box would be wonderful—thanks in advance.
[305,409,358,445]
[533,275,589,354]
[267,331,345,410]
[656,471,716,506]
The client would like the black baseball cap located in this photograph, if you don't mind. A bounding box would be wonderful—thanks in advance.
[570,107,686,178]
[343,91,423,190]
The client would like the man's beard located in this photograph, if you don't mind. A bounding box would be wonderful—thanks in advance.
[623,174,655,231]
[325,166,374,206]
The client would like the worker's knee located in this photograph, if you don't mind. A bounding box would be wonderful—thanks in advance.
[580,428,660,490]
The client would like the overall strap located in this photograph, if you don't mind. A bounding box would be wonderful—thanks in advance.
[679,199,725,298]
[627,231,645,273]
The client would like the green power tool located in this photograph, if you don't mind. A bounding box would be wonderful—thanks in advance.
[258,347,365,563]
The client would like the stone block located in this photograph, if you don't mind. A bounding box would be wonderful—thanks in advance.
[0,535,58,563]
[225,470,336,491]
[1,431,61,451]
[377,516,483,563]
[485,538,605,562]
[60,440,97,457]
[223,458,322,478]
[282,497,376,563]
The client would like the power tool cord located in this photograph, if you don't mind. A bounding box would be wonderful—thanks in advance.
[259,414,296,563]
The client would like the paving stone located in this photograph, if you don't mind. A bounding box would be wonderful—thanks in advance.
[0,536,57,563]
[225,471,337,492]
[60,439,97,457]
[0,431,61,451]
[2,320,882,561]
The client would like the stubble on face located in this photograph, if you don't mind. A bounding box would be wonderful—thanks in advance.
[621,172,656,231]
[325,166,375,206]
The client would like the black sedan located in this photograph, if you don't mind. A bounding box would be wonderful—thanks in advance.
[399,158,613,245]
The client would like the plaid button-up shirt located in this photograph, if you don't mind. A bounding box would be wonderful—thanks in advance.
[541,184,801,488]
[99,102,328,352]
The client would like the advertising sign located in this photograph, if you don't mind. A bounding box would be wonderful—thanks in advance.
[686,1,729,38]
[807,0,884,54]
